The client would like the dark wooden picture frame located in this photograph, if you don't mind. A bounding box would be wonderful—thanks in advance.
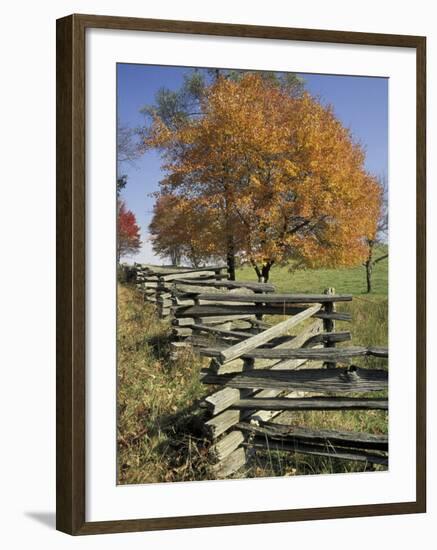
[56,13,426,535]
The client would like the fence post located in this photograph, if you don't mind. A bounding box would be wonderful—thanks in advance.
[323,287,336,368]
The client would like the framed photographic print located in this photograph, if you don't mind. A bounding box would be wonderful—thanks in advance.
[56,14,426,535]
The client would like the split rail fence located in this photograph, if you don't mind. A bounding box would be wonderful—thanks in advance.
[131,265,389,478]
[134,264,227,319]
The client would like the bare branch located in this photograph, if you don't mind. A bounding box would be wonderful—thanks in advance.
[373,253,388,265]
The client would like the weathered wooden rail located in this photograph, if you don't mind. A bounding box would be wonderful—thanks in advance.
[236,423,389,451]
[231,397,388,411]
[174,304,352,320]
[200,366,388,392]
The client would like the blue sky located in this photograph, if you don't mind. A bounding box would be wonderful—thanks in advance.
[117,64,388,263]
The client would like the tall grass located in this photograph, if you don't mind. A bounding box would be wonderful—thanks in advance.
[117,285,211,484]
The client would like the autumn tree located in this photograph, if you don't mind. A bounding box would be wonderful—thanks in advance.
[149,193,224,267]
[149,194,182,265]
[142,70,305,279]
[364,175,388,293]
[117,200,141,261]
[145,73,381,282]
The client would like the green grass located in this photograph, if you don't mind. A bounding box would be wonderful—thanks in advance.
[237,245,388,297]
[118,249,388,483]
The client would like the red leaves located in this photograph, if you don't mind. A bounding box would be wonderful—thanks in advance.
[118,200,141,260]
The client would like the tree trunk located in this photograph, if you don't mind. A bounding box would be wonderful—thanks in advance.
[190,255,200,268]
[253,261,273,283]
[366,261,373,293]
[223,178,236,280]
[227,236,236,281]
[169,247,181,266]
[261,262,272,283]
[365,240,374,294]
[253,265,262,283]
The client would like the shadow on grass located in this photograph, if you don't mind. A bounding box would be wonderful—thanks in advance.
[144,332,173,363]
[150,403,213,482]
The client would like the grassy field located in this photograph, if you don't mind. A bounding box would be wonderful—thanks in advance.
[237,245,388,297]
[117,253,388,483]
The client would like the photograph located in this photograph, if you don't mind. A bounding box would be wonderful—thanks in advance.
[116,63,389,485]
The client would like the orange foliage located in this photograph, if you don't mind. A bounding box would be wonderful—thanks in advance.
[149,193,222,266]
[146,74,381,276]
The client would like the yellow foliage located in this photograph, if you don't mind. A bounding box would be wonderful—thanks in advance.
[146,74,381,272]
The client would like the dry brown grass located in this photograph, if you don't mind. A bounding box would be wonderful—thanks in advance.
[117,284,212,484]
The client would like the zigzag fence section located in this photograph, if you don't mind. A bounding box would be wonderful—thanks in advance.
[196,291,388,477]
[129,265,388,478]
[133,264,275,359]
[133,264,227,319]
